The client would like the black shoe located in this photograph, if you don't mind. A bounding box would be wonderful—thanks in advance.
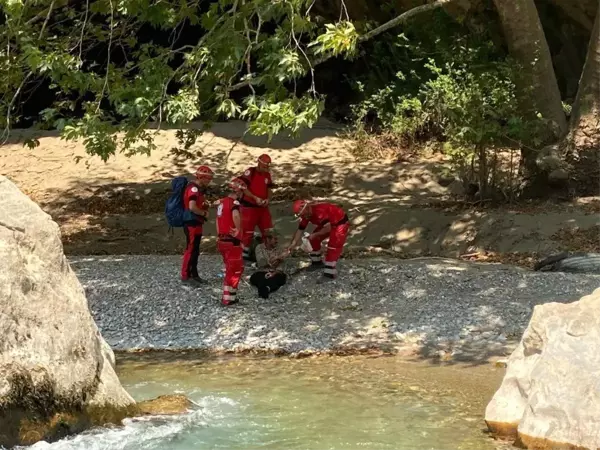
[191,276,207,284]
[181,278,202,288]
[306,261,325,271]
[221,298,240,306]
[317,274,336,284]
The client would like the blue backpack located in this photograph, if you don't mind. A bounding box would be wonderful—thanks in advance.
[165,176,189,228]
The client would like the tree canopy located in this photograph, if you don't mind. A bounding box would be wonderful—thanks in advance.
[1,0,454,160]
[1,0,598,196]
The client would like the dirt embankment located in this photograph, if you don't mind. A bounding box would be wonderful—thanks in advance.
[1,120,598,266]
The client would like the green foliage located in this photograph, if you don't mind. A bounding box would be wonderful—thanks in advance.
[0,0,357,159]
[309,22,358,58]
[349,12,545,198]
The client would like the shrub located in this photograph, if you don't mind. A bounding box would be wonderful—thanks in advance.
[348,13,545,200]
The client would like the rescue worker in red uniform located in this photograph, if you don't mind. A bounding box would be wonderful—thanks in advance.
[239,154,275,261]
[287,200,350,280]
[215,177,247,306]
[181,165,214,285]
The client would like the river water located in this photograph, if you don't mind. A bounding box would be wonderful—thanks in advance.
[27,353,515,450]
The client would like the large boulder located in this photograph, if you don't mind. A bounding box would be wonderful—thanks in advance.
[0,176,136,447]
[485,287,600,449]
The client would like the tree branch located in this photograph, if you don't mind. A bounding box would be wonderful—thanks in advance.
[78,0,90,62]
[547,0,594,31]
[38,0,56,40]
[227,0,456,92]
[358,0,454,43]
[1,73,33,144]
[97,0,114,113]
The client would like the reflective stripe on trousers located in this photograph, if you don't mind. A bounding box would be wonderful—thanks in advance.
[324,260,337,277]
[223,287,237,301]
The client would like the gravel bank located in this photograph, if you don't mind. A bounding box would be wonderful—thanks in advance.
[72,255,600,362]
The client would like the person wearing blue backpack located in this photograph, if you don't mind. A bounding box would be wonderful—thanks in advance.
[165,165,214,286]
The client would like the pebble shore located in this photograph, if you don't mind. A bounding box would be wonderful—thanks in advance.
[71,255,600,362]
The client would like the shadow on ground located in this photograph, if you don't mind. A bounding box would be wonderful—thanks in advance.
[41,159,600,262]
[72,255,600,366]
[4,122,599,260]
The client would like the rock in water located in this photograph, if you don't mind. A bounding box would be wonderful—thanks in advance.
[485,287,600,449]
[137,395,195,416]
[0,176,136,447]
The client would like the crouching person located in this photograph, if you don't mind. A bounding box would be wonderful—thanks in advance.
[215,177,247,306]
[287,200,350,281]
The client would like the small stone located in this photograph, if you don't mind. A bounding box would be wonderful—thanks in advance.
[548,168,569,185]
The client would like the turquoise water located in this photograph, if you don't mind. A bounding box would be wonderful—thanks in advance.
[27,354,514,450]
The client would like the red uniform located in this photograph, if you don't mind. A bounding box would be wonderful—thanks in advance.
[181,183,207,280]
[216,196,244,304]
[299,202,349,278]
[240,167,274,259]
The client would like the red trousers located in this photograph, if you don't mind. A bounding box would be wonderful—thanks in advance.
[181,225,203,280]
[217,240,244,302]
[241,206,274,255]
[308,222,350,277]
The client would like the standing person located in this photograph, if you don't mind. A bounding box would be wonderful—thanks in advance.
[215,177,247,306]
[181,165,214,285]
[239,154,275,261]
[287,200,350,280]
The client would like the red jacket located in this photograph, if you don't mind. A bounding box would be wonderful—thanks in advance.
[298,202,347,231]
[240,167,273,206]
[183,182,207,226]
[216,196,242,240]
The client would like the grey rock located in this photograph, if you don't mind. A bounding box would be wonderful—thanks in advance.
[0,176,135,448]
[485,287,600,449]
[548,168,569,184]
[535,144,565,172]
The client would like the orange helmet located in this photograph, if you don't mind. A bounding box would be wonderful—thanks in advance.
[292,199,309,217]
[196,165,214,179]
[229,177,247,192]
[258,154,271,166]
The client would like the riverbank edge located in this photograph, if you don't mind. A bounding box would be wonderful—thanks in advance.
[78,255,600,368]
[112,343,514,366]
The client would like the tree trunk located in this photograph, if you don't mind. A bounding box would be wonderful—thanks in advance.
[493,0,567,137]
[566,7,600,195]
[493,0,568,196]
[547,0,597,31]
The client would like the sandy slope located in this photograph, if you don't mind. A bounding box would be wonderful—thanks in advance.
[1,120,598,260]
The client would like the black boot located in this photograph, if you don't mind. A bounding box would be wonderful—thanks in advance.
[182,278,202,288]
[306,261,325,271]
[191,275,206,284]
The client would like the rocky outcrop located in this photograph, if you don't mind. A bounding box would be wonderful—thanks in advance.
[0,176,136,448]
[485,287,600,450]
[137,395,195,416]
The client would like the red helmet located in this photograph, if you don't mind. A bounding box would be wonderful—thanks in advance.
[258,154,271,166]
[229,177,247,192]
[196,165,214,178]
[292,199,309,217]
